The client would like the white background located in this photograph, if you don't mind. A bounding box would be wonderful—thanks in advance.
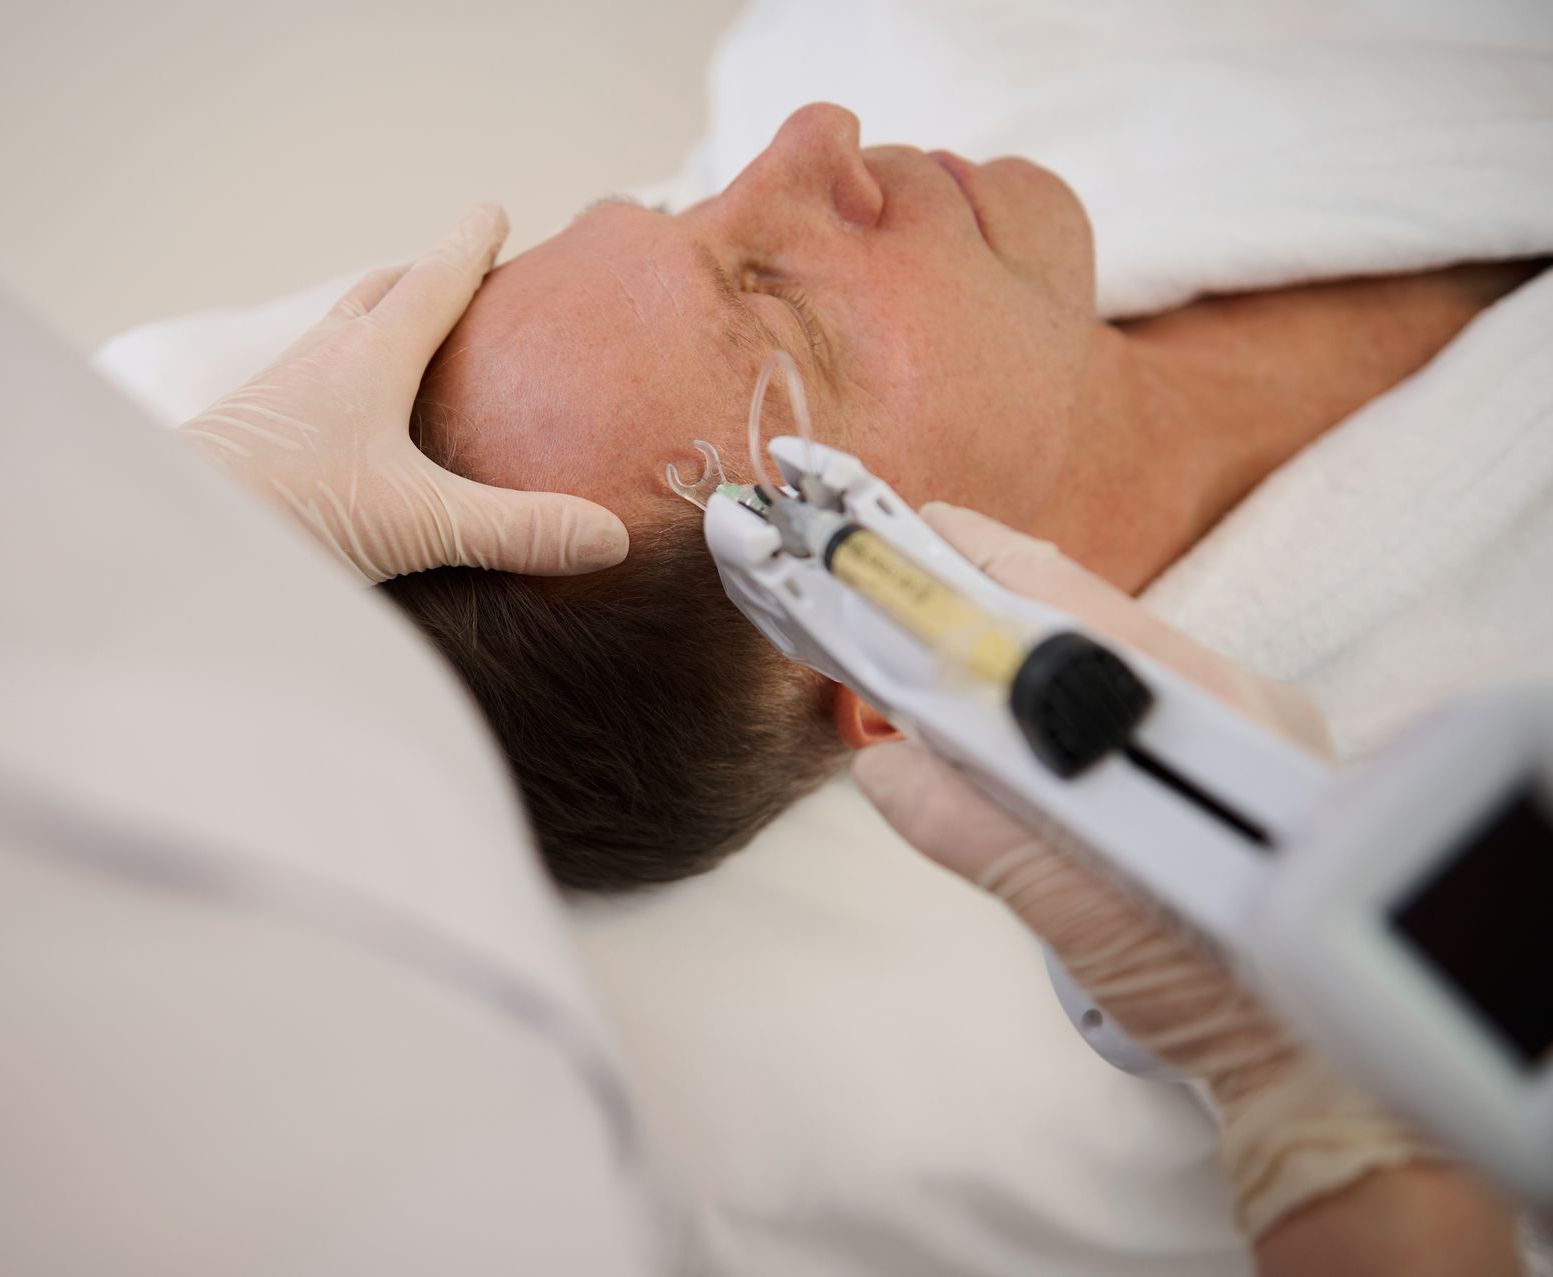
[0,0,742,353]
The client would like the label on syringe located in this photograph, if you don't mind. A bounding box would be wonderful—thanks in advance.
[825,526,1026,686]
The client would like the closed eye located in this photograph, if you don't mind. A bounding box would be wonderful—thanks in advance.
[745,277,829,364]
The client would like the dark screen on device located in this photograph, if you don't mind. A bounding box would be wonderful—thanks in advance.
[1391,785,1553,1068]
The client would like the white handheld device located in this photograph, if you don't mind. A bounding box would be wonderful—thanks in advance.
[688,424,1553,1207]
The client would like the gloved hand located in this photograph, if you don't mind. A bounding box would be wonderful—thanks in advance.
[178,204,629,584]
[852,503,1437,1240]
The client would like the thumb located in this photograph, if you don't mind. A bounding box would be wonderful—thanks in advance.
[922,501,1160,651]
[424,465,630,575]
[922,501,1254,712]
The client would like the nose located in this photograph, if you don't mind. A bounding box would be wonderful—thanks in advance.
[733,102,884,229]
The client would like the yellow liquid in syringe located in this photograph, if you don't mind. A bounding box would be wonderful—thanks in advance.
[825,526,1026,687]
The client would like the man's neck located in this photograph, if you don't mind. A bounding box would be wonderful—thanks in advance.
[1036,260,1542,592]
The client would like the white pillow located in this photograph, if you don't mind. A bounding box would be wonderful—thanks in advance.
[94,270,359,424]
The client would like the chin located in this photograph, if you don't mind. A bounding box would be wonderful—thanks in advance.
[990,155,1083,206]
[987,157,1096,293]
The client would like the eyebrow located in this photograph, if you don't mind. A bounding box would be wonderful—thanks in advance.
[573,196,795,364]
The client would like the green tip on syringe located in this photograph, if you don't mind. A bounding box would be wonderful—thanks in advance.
[720,482,771,516]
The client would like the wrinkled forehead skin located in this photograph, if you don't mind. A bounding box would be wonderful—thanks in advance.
[420,207,767,530]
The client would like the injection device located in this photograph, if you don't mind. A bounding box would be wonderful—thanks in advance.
[672,353,1553,1206]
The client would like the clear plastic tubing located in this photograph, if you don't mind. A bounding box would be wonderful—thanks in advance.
[746,349,817,497]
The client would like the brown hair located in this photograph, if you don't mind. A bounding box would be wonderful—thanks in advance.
[380,510,845,891]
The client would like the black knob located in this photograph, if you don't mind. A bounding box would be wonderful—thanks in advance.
[1010,632,1153,777]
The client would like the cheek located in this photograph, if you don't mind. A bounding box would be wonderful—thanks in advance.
[831,293,1083,515]
[836,276,1027,433]
[834,271,985,415]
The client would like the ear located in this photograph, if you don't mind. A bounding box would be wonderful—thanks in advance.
[831,684,903,750]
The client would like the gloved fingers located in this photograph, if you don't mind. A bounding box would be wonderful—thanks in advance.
[326,263,412,322]
[852,739,1153,954]
[853,739,1294,1086]
[921,502,1322,743]
[1253,677,1334,755]
[251,264,408,367]
[409,459,630,576]
[922,501,1221,682]
[373,203,510,370]
[854,739,1033,877]
[921,501,1065,585]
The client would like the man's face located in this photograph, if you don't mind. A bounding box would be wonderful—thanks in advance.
[425,103,1098,536]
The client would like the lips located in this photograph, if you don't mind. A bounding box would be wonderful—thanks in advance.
[929,149,989,244]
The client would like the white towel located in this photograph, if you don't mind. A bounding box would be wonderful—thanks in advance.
[1146,270,1553,756]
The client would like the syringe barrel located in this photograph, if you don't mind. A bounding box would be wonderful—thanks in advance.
[823,522,1154,777]
[822,524,1026,686]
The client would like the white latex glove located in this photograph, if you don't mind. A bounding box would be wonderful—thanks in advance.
[178,204,628,584]
[852,503,1437,1240]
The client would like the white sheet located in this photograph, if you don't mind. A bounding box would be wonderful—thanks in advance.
[90,2,1553,1272]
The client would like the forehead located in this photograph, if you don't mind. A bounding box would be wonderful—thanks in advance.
[424,206,761,525]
